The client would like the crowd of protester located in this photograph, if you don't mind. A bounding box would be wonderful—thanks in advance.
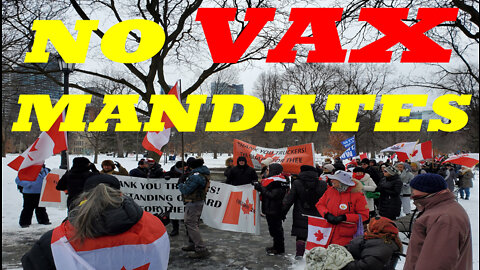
[16,153,474,269]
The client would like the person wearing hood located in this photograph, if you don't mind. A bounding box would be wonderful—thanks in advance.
[444,163,456,192]
[56,157,99,210]
[15,165,51,228]
[178,158,210,259]
[100,160,129,176]
[315,170,369,246]
[376,166,402,221]
[343,216,403,270]
[458,166,474,200]
[254,163,290,255]
[404,173,472,270]
[352,167,377,222]
[226,156,258,186]
[283,165,328,259]
[21,174,170,270]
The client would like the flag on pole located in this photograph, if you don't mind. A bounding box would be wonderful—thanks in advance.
[142,82,179,155]
[408,141,433,162]
[306,216,333,250]
[8,113,67,181]
[340,136,357,160]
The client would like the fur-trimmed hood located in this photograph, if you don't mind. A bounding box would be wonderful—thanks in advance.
[350,179,364,193]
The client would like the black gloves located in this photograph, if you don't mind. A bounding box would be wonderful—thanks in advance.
[114,161,121,168]
[324,212,346,225]
[89,163,99,172]
[253,182,262,191]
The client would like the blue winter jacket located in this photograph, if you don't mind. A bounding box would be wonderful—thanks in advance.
[178,166,210,195]
[15,167,50,194]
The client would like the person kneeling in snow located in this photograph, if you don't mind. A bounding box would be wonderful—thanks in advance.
[21,174,170,270]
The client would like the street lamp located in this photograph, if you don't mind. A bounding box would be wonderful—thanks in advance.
[57,56,75,169]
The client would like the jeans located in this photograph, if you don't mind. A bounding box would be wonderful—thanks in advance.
[459,188,470,199]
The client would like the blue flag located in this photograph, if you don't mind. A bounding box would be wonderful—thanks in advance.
[341,136,356,149]
[340,144,357,160]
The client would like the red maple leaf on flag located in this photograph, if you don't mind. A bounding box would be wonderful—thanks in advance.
[411,149,418,157]
[121,263,150,270]
[241,198,253,214]
[314,230,324,242]
[27,138,40,161]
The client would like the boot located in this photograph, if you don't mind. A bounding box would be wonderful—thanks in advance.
[188,249,210,259]
[295,240,306,258]
[182,244,196,252]
[170,228,179,236]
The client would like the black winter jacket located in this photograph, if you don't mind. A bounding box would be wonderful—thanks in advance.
[376,174,402,220]
[343,237,400,270]
[226,165,258,186]
[259,179,289,217]
[283,171,327,239]
[21,196,143,270]
[56,168,98,209]
[129,163,165,178]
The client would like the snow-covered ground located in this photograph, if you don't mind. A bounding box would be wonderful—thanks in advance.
[2,153,479,269]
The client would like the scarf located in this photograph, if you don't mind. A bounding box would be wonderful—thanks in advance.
[364,216,403,253]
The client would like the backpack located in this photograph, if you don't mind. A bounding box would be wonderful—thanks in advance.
[201,173,211,198]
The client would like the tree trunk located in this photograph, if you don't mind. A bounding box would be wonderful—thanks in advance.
[116,133,124,158]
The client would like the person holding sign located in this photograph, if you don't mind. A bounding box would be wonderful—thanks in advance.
[15,164,51,228]
[226,156,258,186]
[178,157,211,259]
[315,170,369,246]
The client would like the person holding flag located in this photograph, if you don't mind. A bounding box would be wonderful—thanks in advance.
[315,170,369,246]
[15,164,51,228]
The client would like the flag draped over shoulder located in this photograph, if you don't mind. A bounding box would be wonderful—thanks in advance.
[8,114,67,181]
[51,212,169,270]
[306,216,333,250]
[142,82,180,155]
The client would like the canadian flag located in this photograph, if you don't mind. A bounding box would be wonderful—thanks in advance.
[51,212,169,270]
[408,141,433,162]
[142,82,180,155]
[306,216,333,250]
[8,114,67,181]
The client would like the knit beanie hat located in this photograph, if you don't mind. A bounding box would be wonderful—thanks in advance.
[353,167,365,173]
[410,173,447,193]
[361,158,370,165]
[384,166,398,176]
[186,157,195,167]
[175,161,186,169]
[261,157,273,166]
[323,164,335,173]
[268,163,283,177]
[84,174,121,191]
[188,158,204,169]
[72,157,91,170]
[138,159,146,165]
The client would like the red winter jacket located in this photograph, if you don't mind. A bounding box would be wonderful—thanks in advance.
[315,180,369,246]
